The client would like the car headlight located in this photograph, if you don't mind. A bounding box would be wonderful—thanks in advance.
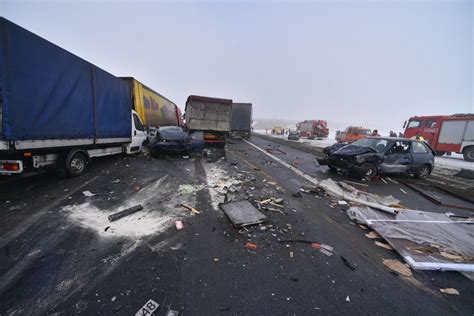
[355,154,372,163]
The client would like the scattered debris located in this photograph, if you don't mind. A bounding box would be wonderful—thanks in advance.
[345,296,350,302]
[245,242,257,250]
[342,180,368,187]
[213,258,219,262]
[108,205,143,222]
[399,188,407,194]
[364,231,380,239]
[292,191,303,198]
[338,200,348,206]
[374,241,393,250]
[82,190,96,197]
[175,220,184,230]
[381,178,388,184]
[289,251,294,258]
[220,200,268,227]
[340,256,357,271]
[386,177,399,184]
[357,224,368,230]
[310,243,334,257]
[178,184,194,194]
[111,179,120,184]
[180,204,201,215]
[439,288,460,295]
[133,185,141,192]
[136,299,159,316]
[383,259,412,277]
[111,296,116,302]
[104,226,110,232]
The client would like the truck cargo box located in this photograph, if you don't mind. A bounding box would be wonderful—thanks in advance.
[120,77,180,127]
[0,17,131,146]
[185,95,232,132]
[231,103,252,137]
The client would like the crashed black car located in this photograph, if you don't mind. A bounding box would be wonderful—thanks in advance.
[148,126,191,156]
[288,131,300,141]
[318,137,435,179]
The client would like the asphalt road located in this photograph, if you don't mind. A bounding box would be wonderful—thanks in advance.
[0,136,473,315]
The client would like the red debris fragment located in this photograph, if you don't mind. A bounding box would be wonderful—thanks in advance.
[245,242,257,250]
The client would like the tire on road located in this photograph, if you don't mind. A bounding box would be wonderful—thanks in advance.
[463,146,474,162]
[66,152,88,177]
[361,162,378,179]
[414,164,431,179]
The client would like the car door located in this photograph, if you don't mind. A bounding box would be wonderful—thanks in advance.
[411,141,433,170]
[380,141,413,174]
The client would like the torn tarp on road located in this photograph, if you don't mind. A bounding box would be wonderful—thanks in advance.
[318,178,401,214]
[348,206,474,272]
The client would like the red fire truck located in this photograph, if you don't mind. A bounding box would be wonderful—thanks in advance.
[403,114,474,161]
[296,120,329,139]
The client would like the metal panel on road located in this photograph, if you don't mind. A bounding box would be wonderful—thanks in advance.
[220,200,268,227]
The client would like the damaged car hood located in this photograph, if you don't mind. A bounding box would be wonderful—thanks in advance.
[335,145,375,156]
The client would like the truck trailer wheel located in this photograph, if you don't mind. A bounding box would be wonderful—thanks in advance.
[66,152,88,177]
[463,147,474,162]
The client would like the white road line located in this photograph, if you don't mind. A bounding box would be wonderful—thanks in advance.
[244,139,320,186]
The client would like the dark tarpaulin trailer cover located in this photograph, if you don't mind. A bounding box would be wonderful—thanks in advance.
[0,17,131,141]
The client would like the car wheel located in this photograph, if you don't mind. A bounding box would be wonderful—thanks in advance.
[66,152,87,177]
[414,164,431,179]
[361,163,377,179]
[463,146,474,162]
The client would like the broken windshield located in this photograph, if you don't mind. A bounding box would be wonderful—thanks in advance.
[352,138,389,152]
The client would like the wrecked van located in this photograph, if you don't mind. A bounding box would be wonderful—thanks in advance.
[319,137,435,179]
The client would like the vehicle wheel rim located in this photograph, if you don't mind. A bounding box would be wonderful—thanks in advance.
[419,166,429,178]
[71,158,84,172]
[468,151,474,160]
[366,168,374,176]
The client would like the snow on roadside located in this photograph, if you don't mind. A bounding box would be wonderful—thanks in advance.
[435,157,474,172]
[63,175,198,239]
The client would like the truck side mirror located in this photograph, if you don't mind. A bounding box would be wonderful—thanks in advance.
[403,121,407,128]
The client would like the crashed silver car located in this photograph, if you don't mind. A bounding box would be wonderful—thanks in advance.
[318,137,436,179]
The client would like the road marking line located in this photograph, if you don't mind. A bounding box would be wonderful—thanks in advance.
[243,139,320,186]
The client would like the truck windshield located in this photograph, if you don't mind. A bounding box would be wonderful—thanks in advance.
[407,120,421,128]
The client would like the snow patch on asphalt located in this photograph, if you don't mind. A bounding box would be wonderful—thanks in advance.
[64,175,196,239]
[203,163,241,210]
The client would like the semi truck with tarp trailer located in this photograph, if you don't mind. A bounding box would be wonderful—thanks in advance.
[185,95,232,147]
[0,17,147,176]
[230,103,252,139]
[120,77,183,129]
[403,114,474,161]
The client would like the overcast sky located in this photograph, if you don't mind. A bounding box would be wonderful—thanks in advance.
[1,0,473,132]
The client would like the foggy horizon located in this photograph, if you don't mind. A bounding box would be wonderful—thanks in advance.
[1,0,473,133]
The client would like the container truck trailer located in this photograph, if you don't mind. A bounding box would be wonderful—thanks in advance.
[0,18,147,176]
[120,77,183,129]
[185,95,232,147]
[230,103,252,139]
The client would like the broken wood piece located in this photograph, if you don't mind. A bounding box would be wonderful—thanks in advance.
[375,241,393,250]
[365,231,380,239]
[269,201,284,208]
[439,288,460,295]
[108,205,143,222]
[180,204,201,215]
[342,180,369,187]
[257,199,272,205]
[383,259,412,277]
